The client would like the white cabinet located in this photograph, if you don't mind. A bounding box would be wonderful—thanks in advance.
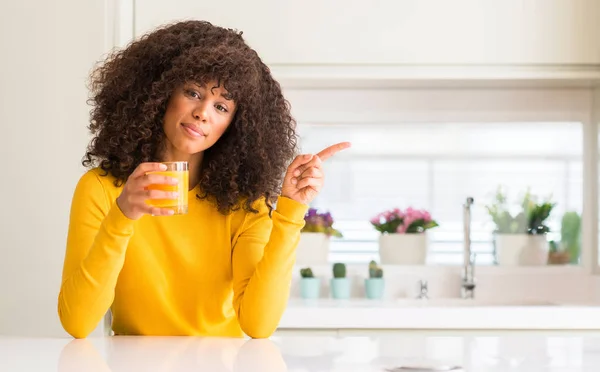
[134,0,600,66]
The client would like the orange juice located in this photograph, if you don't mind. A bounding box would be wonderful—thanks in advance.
[146,162,189,215]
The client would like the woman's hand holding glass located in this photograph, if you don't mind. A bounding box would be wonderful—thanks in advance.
[116,162,183,219]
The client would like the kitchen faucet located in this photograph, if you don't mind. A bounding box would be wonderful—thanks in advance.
[416,280,428,299]
[462,197,476,299]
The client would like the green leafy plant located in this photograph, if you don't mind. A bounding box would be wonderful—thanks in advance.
[485,187,555,234]
[368,260,383,278]
[561,211,581,264]
[302,208,343,237]
[332,263,346,278]
[300,267,315,278]
[549,240,560,253]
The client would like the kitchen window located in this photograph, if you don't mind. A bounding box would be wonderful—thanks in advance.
[290,88,590,266]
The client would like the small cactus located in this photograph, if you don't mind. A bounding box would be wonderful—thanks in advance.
[332,263,346,278]
[300,267,314,278]
[561,211,581,264]
[368,260,383,278]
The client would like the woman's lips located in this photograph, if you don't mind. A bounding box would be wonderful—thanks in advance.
[181,123,206,137]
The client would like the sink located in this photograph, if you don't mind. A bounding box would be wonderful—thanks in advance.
[394,298,557,307]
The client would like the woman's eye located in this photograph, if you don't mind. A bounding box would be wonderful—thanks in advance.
[215,104,228,113]
[186,90,200,99]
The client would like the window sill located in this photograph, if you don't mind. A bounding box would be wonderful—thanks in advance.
[294,263,589,277]
[279,297,600,330]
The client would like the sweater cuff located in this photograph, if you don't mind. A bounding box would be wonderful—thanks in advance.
[104,201,136,235]
[275,196,309,223]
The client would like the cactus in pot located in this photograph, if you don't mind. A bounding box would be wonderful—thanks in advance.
[299,267,320,299]
[368,260,383,279]
[365,260,384,299]
[333,263,346,278]
[300,267,315,278]
[561,211,581,264]
[330,263,350,299]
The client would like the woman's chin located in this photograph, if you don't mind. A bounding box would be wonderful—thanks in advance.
[181,143,209,155]
[165,135,212,157]
[175,136,208,152]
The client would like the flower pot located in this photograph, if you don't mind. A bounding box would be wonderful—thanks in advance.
[296,232,329,265]
[330,278,350,299]
[494,234,549,266]
[548,251,571,265]
[364,278,384,299]
[300,278,321,299]
[378,233,428,265]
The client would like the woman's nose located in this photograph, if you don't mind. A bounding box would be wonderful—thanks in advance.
[192,105,208,122]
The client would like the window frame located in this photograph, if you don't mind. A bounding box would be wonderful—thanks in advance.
[288,87,599,275]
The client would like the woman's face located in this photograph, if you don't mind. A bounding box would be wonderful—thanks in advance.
[162,81,237,157]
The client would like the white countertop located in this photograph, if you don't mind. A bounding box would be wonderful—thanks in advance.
[3,331,600,371]
[279,298,600,330]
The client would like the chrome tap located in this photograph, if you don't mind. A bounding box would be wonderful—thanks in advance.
[417,280,429,299]
[462,197,476,299]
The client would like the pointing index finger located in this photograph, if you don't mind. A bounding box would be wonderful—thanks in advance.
[316,142,351,162]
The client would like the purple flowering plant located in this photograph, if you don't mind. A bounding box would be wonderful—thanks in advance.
[370,207,439,234]
[302,208,343,238]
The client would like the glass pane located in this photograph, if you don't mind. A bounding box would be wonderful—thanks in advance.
[299,122,583,265]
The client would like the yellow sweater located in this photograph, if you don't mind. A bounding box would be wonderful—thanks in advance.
[58,168,307,338]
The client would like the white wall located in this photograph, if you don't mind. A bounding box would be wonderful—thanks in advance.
[135,0,600,65]
[0,0,108,336]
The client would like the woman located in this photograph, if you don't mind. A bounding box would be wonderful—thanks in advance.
[58,20,349,338]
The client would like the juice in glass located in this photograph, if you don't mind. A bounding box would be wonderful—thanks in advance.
[146,161,189,215]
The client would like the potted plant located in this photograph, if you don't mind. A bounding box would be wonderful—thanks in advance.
[364,260,384,299]
[330,263,350,299]
[561,211,581,264]
[370,207,439,265]
[548,211,581,265]
[299,267,321,299]
[296,208,343,265]
[486,187,555,266]
[548,241,570,265]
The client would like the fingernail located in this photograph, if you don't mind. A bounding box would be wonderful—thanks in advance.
[167,210,174,215]
[294,170,300,176]
[172,192,179,198]
[304,154,311,159]
[291,178,297,185]
[160,164,168,170]
[170,178,179,184]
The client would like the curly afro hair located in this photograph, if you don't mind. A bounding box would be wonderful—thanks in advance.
[83,20,298,214]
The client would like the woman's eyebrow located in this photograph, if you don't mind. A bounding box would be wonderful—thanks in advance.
[190,82,204,90]
[190,82,232,101]
[209,85,233,101]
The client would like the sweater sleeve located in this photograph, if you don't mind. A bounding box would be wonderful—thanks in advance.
[58,171,136,338]
[231,196,308,338]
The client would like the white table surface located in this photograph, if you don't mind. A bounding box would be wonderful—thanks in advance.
[3,331,600,371]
